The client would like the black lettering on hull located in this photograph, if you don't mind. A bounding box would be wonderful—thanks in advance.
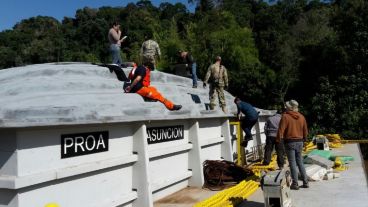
[146,125,184,144]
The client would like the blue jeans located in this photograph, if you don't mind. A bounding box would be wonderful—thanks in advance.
[241,118,258,140]
[110,44,123,65]
[191,63,198,86]
[285,141,308,185]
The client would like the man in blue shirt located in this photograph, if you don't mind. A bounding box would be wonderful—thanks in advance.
[234,97,259,147]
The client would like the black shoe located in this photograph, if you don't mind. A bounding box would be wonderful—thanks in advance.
[244,136,253,141]
[192,85,197,88]
[262,162,270,165]
[240,140,249,147]
[301,183,309,188]
[290,184,299,190]
[171,105,182,111]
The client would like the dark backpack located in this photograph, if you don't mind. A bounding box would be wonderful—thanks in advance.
[203,160,253,190]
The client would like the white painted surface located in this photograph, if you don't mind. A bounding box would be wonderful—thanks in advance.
[0,63,274,207]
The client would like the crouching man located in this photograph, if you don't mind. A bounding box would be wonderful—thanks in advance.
[125,62,182,111]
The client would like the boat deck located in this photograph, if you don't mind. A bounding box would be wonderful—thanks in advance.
[154,144,368,207]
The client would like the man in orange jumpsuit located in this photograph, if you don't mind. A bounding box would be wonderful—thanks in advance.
[125,62,182,111]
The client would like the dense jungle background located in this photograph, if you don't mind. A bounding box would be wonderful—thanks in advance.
[0,0,367,157]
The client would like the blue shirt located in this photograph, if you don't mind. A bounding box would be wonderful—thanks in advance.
[237,101,258,121]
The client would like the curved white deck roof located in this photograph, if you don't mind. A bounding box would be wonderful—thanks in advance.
[0,63,243,128]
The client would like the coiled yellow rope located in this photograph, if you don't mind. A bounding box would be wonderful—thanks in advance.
[193,180,259,207]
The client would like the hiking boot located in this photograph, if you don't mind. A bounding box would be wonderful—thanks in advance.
[240,140,249,147]
[244,136,253,141]
[171,105,182,111]
[262,161,270,166]
[301,183,309,188]
[221,106,227,113]
[192,85,197,88]
[290,184,299,190]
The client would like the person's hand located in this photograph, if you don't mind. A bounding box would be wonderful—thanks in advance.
[203,82,207,88]
[125,86,131,93]
[185,64,188,67]
[237,114,241,120]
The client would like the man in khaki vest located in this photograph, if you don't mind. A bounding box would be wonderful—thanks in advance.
[140,32,161,71]
[203,56,229,113]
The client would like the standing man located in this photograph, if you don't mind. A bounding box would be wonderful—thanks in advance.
[108,21,125,65]
[277,100,309,190]
[125,61,182,111]
[263,108,285,169]
[140,32,161,71]
[234,97,259,147]
[203,56,228,113]
[179,50,198,88]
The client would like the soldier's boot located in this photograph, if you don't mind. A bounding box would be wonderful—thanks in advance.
[221,106,227,113]
[209,103,215,110]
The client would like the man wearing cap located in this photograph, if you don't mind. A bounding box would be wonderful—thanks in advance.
[277,100,309,190]
[203,56,229,113]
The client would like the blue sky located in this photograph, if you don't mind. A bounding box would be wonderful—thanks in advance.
[0,0,195,32]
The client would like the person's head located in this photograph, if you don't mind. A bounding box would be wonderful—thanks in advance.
[142,60,154,71]
[215,56,222,63]
[112,21,120,31]
[276,105,285,114]
[285,100,299,112]
[234,97,241,104]
[179,50,187,58]
[144,30,153,40]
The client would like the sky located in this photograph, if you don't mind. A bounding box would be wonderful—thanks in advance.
[0,0,195,32]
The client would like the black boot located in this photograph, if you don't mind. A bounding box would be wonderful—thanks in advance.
[171,105,182,111]
[290,183,299,190]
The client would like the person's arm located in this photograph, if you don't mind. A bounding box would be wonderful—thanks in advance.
[276,115,286,143]
[204,65,212,84]
[303,117,308,141]
[236,104,241,120]
[223,66,228,88]
[109,28,120,42]
[125,75,142,93]
[264,119,269,135]
[156,43,161,58]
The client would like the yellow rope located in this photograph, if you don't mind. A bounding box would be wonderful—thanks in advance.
[193,180,259,207]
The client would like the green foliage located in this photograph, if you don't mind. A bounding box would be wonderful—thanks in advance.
[0,0,367,142]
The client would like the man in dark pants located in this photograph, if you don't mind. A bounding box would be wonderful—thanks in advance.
[263,109,285,169]
[234,97,259,147]
[277,99,309,190]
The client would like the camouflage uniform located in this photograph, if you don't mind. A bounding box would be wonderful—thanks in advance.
[204,63,229,111]
[140,39,161,70]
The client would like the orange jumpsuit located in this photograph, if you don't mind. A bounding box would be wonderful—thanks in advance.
[136,86,174,110]
[129,65,174,110]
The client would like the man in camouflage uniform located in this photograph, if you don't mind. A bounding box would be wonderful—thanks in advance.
[140,32,161,71]
[203,56,229,113]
